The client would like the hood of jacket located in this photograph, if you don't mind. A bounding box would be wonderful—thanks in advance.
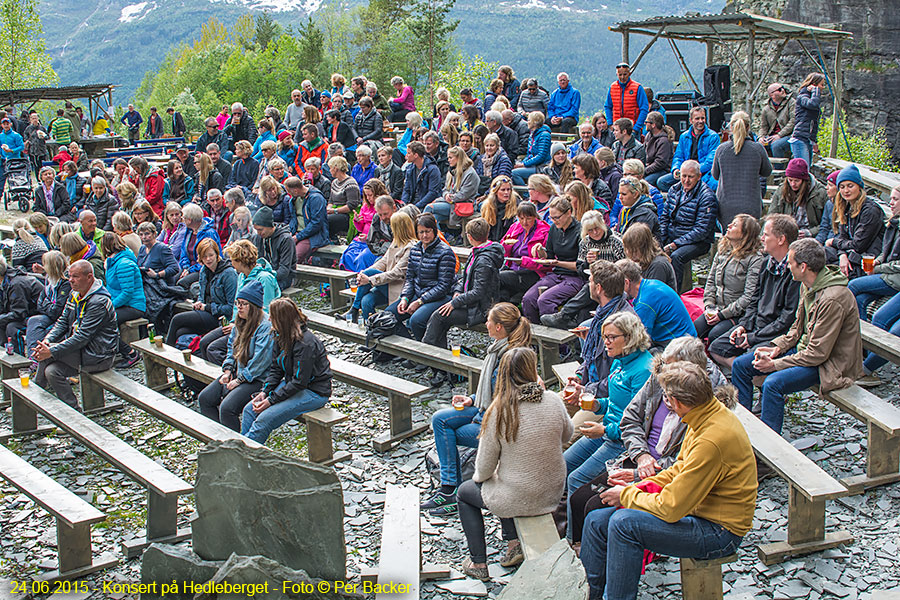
[809,264,847,294]
[248,257,278,280]
[532,124,551,139]
[73,278,110,302]
[472,241,505,269]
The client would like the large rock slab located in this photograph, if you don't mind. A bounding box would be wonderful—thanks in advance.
[196,553,362,600]
[496,539,588,600]
[140,544,221,600]
[191,440,346,580]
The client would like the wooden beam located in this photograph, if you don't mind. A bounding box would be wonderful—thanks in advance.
[830,36,844,158]
[629,26,665,73]
[706,41,716,67]
[709,26,752,82]
[622,31,630,63]
[749,38,790,101]
[669,38,702,94]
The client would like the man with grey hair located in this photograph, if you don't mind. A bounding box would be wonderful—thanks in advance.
[206,142,232,181]
[547,72,580,133]
[367,195,397,257]
[501,109,530,157]
[197,118,230,161]
[33,259,118,409]
[422,131,449,179]
[484,110,518,159]
[223,102,256,151]
[731,237,863,435]
[659,159,717,292]
[284,89,306,130]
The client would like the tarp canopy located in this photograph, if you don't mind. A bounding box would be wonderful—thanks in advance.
[0,84,116,108]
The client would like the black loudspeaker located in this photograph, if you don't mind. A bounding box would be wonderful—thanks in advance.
[703,65,731,105]
[658,91,702,138]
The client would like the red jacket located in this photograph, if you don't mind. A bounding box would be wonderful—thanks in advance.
[142,168,166,216]
[295,139,328,174]
[609,78,641,124]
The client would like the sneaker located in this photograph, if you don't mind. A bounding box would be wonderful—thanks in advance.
[541,312,575,330]
[428,504,459,517]
[116,352,141,369]
[460,558,490,581]
[499,542,524,568]
[421,490,456,510]
[429,370,447,388]
[856,374,882,388]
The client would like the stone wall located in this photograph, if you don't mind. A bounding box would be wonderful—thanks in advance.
[716,0,900,161]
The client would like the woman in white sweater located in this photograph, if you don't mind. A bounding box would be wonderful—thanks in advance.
[457,346,573,580]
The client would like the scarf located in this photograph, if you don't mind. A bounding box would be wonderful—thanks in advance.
[170,175,185,203]
[475,337,509,410]
[481,152,497,179]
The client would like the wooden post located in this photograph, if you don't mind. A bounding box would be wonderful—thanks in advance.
[830,36,844,158]
[622,31,630,64]
[706,41,716,67]
[746,26,756,125]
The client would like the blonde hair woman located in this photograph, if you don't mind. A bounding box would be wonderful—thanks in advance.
[712,110,773,226]
[826,164,885,278]
[422,147,478,235]
[25,250,72,359]
[480,175,521,242]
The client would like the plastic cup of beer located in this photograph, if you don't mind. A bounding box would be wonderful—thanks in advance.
[349,278,358,294]
[182,349,192,363]
[580,392,595,412]
[451,344,462,357]
[605,458,621,476]
[563,383,577,402]
[18,369,29,388]
[863,255,875,275]
[452,397,466,411]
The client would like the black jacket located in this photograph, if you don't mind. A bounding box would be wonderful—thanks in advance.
[223,109,257,151]
[451,242,504,326]
[507,113,530,156]
[376,162,404,200]
[325,121,356,150]
[366,215,393,256]
[263,327,332,403]
[428,140,450,180]
[37,278,72,322]
[495,124,519,160]
[32,183,70,218]
[197,130,230,155]
[46,280,118,366]
[616,196,660,241]
[171,111,186,137]
[0,268,43,328]
[832,198,885,273]
[354,110,384,143]
[85,192,119,231]
[253,224,295,290]
[739,256,800,346]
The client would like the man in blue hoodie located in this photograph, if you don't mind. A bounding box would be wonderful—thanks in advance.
[547,73,581,134]
[33,260,118,409]
[401,141,442,210]
[0,116,24,193]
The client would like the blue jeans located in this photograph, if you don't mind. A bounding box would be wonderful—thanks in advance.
[848,274,897,319]
[643,171,663,187]
[25,315,54,359]
[789,139,812,167]
[512,166,539,186]
[386,296,450,341]
[863,290,900,373]
[564,435,625,540]
[581,508,742,600]
[423,200,453,226]
[656,173,676,193]
[731,349,819,434]
[432,406,481,486]
[241,383,328,444]
[771,136,792,158]
[352,267,388,321]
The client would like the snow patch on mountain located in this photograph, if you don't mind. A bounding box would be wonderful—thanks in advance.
[119,2,155,22]
[496,0,591,12]
[208,0,323,13]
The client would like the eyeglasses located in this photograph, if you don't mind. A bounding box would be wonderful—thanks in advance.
[235,300,250,307]
[603,333,625,342]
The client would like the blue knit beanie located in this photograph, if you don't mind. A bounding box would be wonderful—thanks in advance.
[836,164,863,188]
[236,280,264,308]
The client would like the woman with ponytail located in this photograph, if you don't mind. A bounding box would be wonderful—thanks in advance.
[422,302,532,520]
[712,111,773,227]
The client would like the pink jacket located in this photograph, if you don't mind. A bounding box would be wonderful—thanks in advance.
[354,202,376,239]
[503,219,551,276]
[394,86,416,111]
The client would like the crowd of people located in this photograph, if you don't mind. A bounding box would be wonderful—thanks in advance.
[1,63,897,599]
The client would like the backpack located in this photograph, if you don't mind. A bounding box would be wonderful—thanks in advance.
[425,446,477,490]
[364,310,401,362]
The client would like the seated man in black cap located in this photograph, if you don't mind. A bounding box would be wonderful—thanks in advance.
[251,206,295,290]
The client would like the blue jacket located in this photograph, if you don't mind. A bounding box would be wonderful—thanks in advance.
[660,180,717,248]
[598,350,652,442]
[251,130,277,161]
[633,278,696,344]
[396,128,413,155]
[568,137,601,159]
[503,79,521,111]
[351,161,376,190]
[792,86,821,142]
[547,85,581,121]
[610,184,665,226]
[278,145,297,168]
[295,186,330,249]
[105,248,146,312]
[522,124,552,168]
[477,149,512,179]
[0,129,24,159]
[227,156,260,191]
[401,238,457,304]
[224,317,273,383]
[233,259,281,319]
[671,126,720,191]
[268,192,297,234]
[604,80,650,135]
[179,218,221,272]
[120,110,143,128]
[137,241,180,284]
[198,259,237,320]
[162,176,196,206]
[401,155,442,209]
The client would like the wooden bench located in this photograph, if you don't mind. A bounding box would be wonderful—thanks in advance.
[818,384,900,492]
[513,514,560,560]
[0,445,118,581]
[680,554,738,600]
[734,404,852,564]
[0,352,31,409]
[3,378,194,558]
[860,320,900,366]
[370,485,421,598]
[120,317,149,346]
[291,264,355,309]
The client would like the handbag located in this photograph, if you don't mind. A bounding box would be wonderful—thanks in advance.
[453,201,475,218]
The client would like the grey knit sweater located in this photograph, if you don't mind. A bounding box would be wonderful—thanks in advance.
[711,139,773,226]
[473,386,573,518]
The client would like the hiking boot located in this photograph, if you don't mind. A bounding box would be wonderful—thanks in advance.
[460,558,490,581]
[756,458,775,482]
[541,311,576,330]
[429,370,447,388]
[856,374,882,388]
[421,490,456,510]
[116,351,141,369]
[500,542,524,568]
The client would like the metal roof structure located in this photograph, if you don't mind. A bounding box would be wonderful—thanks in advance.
[610,12,852,157]
[0,84,116,107]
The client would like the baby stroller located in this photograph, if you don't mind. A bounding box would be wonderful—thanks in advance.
[2,158,32,212]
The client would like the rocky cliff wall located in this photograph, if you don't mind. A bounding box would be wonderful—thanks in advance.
[718,0,900,161]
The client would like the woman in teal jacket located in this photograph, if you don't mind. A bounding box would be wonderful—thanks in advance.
[199,281,274,432]
[251,119,278,162]
[101,232,146,368]
[511,112,552,185]
[563,311,652,541]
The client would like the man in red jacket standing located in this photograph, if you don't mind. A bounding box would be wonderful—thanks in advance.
[604,63,650,137]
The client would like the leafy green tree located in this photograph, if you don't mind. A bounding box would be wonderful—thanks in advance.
[818,116,898,172]
[428,53,499,109]
[316,0,360,78]
[171,88,205,133]
[404,0,459,111]
[0,0,58,89]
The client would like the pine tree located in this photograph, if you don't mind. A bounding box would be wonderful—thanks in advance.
[0,0,58,89]
[404,0,458,111]
[254,11,282,51]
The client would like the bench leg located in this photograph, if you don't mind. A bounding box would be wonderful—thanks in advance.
[537,340,560,384]
[680,559,723,600]
[372,393,429,453]
[43,519,118,582]
[305,420,351,466]
[121,490,190,558]
[80,373,105,413]
[757,484,853,565]
[328,277,349,310]
[11,389,38,434]
[144,355,168,389]
[1,362,18,408]
[841,422,900,493]
[467,370,479,395]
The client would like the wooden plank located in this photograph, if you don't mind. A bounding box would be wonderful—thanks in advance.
[757,531,854,566]
[513,514,560,560]
[292,265,356,281]
[0,444,106,528]
[552,361,579,386]
[303,406,348,426]
[4,378,192,497]
[819,157,900,195]
[734,405,847,501]
[330,356,428,399]
[376,485,420,600]
[860,321,900,366]
[823,385,900,435]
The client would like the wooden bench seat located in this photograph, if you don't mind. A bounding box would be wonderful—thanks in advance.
[513,514,560,560]
[0,352,31,409]
[374,485,420,599]
[734,404,852,564]
[818,384,900,492]
[291,264,356,309]
[120,317,149,346]
[860,320,900,366]
[0,444,117,581]
[3,378,194,558]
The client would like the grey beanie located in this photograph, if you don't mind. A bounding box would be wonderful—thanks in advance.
[252,206,274,228]
[550,142,566,157]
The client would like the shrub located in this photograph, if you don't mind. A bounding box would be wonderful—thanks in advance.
[817,116,897,173]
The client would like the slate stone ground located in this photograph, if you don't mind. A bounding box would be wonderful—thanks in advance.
[1,282,899,599]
